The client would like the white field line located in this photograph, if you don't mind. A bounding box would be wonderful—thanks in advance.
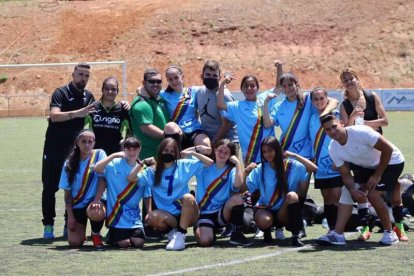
[147,233,357,276]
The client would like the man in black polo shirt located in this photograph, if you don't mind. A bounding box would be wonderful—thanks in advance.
[42,63,95,239]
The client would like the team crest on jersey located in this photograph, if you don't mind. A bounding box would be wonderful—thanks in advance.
[292,138,306,152]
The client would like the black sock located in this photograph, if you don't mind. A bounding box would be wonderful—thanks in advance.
[358,207,369,227]
[392,205,403,224]
[298,196,306,209]
[90,220,104,234]
[324,204,338,230]
[177,226,187,234]
[230,204,245,226]
[288,202,303,236]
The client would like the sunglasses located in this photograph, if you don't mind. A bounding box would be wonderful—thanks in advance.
[147,79,162,84]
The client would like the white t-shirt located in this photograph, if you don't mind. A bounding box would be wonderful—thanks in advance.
[329,125,404,169]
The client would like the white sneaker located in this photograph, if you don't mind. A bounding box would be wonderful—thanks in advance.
[166,231,186,251]
[275,228,285,240]
[254,229,264,238]
[316,231,346,246]
[167,228,177,242]
[379,231,399,246]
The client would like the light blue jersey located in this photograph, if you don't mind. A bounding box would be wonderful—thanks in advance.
[271,93,315,158]
[104,158,151,229]
[309,110,341,179]
[246,159,308,211]
[59,149,107,209]
[138,159,204,216]
[160,88,202,133]
[222,100,274,163]
[257,88,285,109]
[195,164,238,214]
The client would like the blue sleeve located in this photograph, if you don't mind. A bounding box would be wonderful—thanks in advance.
[58,162,71,190]
[246,166,260,193]
[138,168,154,188]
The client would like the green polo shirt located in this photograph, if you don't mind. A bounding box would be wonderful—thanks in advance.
[130,95,169,159]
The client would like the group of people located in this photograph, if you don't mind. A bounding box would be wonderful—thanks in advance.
[40,60,409,251]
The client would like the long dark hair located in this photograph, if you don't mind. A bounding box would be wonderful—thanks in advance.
[212,139,237,167]
[240,75,259,91]
[279,73,304,109]
[65,129,95,185]
[165,65,184,92]
[260,136,287,197]
[100,77,119,101]
[154,138,179,186]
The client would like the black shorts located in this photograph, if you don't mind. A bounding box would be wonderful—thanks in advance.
[194,206,227,230]
[70,207,89,226]
[182,129,208,149]
[314,176,343,189]
[109,227,145,243]
[352,162,404,192]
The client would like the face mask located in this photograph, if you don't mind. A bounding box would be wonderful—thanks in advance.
[203,78,219,90]
[161,153,175,163]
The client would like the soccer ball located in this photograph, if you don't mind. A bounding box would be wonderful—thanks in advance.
[86,202,106,222]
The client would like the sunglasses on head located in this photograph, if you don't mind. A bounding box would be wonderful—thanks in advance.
[147,79,162,84]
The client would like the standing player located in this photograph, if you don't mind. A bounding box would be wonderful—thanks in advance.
[193,60,238,145]
[217,74,274,165]
[42,63,95,239]
[161,65,211,149]
[85,77,131,155]
[308,87,342,230]
[317,114,406,245]
[130,68,169,159]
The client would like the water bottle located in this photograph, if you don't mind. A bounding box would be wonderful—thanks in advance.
[355,115,364,125]
[354,106,364,125]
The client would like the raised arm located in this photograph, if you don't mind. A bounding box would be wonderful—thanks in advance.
[320,97,339,117]
[181,150,214,167]
[263,94,276,128]
[229,155,244,192]
[217,74,234,110]
[94,152,125,173]
[273,60,284,94]
[284,151,317,173]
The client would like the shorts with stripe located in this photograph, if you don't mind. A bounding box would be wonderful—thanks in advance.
[194,205,227,230]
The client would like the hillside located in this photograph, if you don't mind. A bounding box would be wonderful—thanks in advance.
[0,0,413,103]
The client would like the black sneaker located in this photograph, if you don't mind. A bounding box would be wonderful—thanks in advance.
[263,230,273,244]
[291,235,305,247]
[298,229,307,239]
[230,230,253,247]
[220,224,234,238]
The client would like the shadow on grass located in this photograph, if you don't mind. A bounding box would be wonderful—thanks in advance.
[298,239,381,253]
[20,236,67,246]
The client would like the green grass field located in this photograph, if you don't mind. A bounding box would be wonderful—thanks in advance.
[0,113,413,275]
